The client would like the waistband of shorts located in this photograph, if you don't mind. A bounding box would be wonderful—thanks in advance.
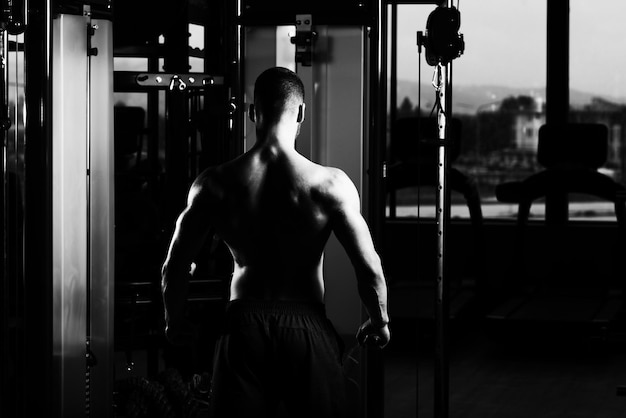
[226,299,327,317]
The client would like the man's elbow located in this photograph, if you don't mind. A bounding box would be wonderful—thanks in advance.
[160,260,168,279]
[356,263,386,288]
[161,259,192,286]
[160,262,171,293]
[161,260,182,288]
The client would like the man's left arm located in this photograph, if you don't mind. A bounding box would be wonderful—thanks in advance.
[161,184,212,344]
[328,169,390,348]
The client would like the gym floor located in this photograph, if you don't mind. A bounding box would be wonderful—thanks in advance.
[383,317,626,418]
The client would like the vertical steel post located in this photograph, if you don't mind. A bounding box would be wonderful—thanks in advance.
[434,59,451,418]
[233,0,244,157]
[545,0,569,224]
[366,1,386,417]
[88,16,115,418]
[434,1,453,417]
[0,25,8,418]
[24,0,54,416]
[163,0,190,230]
[388,4,398,218]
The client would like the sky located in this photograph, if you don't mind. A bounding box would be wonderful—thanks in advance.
[396,0,626,101]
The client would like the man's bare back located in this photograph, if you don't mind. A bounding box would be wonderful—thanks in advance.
[193,143,356,303]
[162,66,389,349]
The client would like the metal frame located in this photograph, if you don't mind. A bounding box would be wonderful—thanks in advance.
[51,10,115,418]
[23,0,54,417]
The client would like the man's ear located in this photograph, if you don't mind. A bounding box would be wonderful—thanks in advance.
[297,103,305,123]
[248,104,256,123]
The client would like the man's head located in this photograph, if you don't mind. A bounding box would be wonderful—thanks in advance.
[251,67,305,125]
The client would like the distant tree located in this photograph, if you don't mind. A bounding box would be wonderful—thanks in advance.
[456,114,478,158]
[500,95,536,112]
[477,112,516,156]
[397,96,417,119]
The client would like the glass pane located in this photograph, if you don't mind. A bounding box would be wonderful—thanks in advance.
[189,23,204,51]
[570,0,626,221]
[276,26,296,71]
[190,22,205,73]
[389,1,546,219]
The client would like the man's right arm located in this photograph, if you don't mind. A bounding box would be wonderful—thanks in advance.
[161,178,213,344]
[327,169,390,347]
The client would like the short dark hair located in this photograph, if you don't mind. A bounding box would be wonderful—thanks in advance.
[254,67,305,121]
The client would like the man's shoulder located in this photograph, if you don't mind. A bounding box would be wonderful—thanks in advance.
[321,166,352,189]
[194,154,246,184]
[190,152,255,197]
[193,166,219,188]
[307,163,358,203]
[189,164,229,203]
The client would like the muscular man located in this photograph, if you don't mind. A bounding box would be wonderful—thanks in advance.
[161,66,390,417]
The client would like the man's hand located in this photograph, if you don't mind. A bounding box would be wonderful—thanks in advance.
[356,318,390,349]
[165,318,197,346]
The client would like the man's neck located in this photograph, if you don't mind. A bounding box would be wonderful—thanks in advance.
[255,123,298,150]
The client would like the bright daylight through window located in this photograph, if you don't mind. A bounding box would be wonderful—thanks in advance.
[389,0,626,222]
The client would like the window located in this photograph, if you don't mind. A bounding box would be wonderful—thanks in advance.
[388,1,547,219]
[569,0,626,221]
[189,23,204,72]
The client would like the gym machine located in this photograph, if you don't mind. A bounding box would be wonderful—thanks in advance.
[1,1,116,417]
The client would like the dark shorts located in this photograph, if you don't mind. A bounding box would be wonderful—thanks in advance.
[209,300,352,418]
